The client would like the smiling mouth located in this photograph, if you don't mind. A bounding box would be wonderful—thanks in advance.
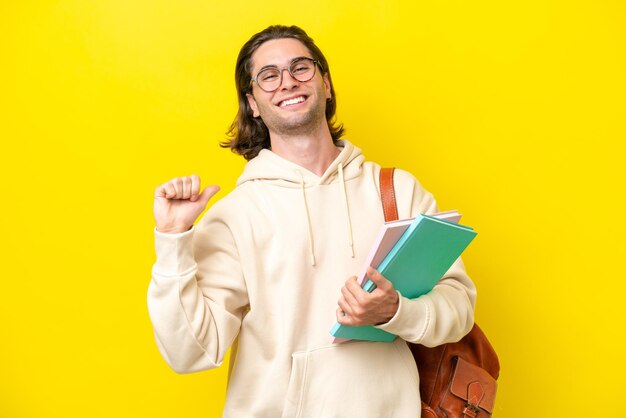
[278,96,307,108]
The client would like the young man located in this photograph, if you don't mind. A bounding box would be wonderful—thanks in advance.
[148,25,476,418]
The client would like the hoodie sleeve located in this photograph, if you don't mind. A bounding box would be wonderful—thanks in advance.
[374,169,476,346]
[147,213,248,374]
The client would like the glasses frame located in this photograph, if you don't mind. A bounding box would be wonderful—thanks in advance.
[250,57,321,93]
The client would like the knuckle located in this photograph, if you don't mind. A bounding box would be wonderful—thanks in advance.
[170,180,181,191]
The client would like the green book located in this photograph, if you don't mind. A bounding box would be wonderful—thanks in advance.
[330,214,477,342]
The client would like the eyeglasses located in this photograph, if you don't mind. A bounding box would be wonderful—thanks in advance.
[251,57,321,93]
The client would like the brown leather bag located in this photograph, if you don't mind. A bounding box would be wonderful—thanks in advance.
[380,167,500,418]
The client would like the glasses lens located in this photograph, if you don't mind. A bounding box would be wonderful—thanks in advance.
[257,68,281,92]
[289,58,316,82]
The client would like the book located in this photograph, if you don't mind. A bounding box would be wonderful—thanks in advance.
[428,210,462,224]
[330,213,477,343]
[355,211,462,288]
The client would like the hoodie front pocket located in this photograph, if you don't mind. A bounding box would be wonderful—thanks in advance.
[281,340,420,418]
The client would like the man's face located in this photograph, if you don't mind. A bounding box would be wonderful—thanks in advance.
[246,38,332,138]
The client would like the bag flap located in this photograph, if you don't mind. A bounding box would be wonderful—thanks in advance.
[450,357,498,413]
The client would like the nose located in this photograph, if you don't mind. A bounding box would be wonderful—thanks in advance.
[278,68,299,90]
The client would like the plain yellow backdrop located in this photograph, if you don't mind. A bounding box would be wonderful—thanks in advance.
[2,1,625,417]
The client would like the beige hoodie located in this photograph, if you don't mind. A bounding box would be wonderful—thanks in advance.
[148,140,476,418]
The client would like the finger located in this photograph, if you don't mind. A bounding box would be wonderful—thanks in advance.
[336,307,353,325]
[163,182,177,199]
[189,174,201,201]
[171,177,184,197]
[197,185,221,206]
[337,296,353,317]
[154,183,168,198]
[346,275,367,294]
[336,307,346,323]
[181,176,192,199]
[366,267,392,290]
[341,280,362,307]
[345,276,369,306]
[155,178,182,199]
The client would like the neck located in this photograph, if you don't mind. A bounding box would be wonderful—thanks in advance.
[269,124,340,176]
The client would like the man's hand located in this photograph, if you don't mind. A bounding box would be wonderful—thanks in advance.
[153,174,220,234]
[336,267,400,327]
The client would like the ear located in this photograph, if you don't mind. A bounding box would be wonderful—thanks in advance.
[323,73,332,100]
[246,93,260,118]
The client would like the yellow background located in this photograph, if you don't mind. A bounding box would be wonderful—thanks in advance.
[2,1,625,417]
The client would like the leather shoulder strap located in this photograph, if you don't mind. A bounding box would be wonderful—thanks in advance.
[380,167,399,222]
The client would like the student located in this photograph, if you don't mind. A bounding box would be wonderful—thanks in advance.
[148,25,476,418]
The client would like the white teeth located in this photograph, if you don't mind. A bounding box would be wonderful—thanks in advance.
[279,96,305,107]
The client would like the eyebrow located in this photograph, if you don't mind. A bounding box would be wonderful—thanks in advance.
[256,56,313,73]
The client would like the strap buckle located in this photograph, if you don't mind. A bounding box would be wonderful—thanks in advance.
[462,403,481,418]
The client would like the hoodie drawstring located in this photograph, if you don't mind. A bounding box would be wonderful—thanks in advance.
[297,163,355,267]
[338,163,355,258]
[297,171,316,266]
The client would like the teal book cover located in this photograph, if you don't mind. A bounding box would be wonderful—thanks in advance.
[330,214,477,342]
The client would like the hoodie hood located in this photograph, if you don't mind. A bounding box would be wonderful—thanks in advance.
[236,140,363,266]
[236,140,364,188]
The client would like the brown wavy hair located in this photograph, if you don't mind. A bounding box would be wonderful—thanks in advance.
[221,25,344,160]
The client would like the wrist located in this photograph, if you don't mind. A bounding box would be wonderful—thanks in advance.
[380,293,400,325]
